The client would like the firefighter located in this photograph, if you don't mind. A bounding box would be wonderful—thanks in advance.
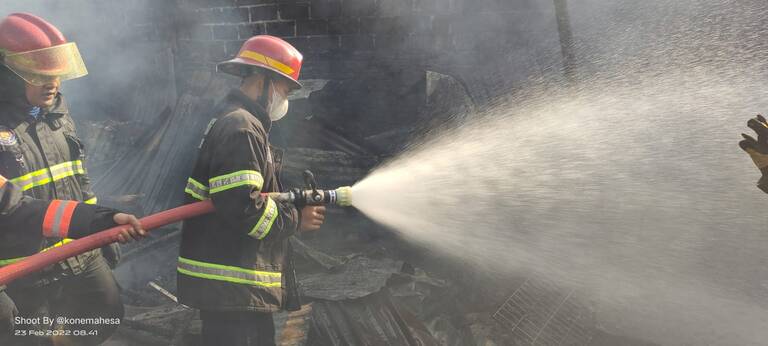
[0,173,146,344]
[0,13,127,345]
[178,35,326,346]
[740,114,768,193]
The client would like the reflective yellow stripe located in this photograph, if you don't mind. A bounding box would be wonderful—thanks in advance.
[0,257,24,266]
[10,169,50,191]
[177,257,281,287]
[184,177,209,201]
[42,239,73,251]
[187,177,208,191]
[265,57,295,76]
[239,50,295,75]
[0,239,74,267]
[248,197,278,240]
[84,197,97,205]
[9,161,85,192]
[209,170,263,194]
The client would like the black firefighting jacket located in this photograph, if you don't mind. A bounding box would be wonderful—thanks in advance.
[0,93,102,285]
[178,89,301,313]
[0,175,118,267]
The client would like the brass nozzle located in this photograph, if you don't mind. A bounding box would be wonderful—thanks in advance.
[335,186,352,207]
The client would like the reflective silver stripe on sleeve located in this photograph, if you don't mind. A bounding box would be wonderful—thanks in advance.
[209,170,264,194]
[248,197,278,240]
[49,202,69,238]
[184,178,209,200]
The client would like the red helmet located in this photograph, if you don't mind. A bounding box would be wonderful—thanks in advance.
[217,35,303,90]
[0,13,87,85]
[0,13,67,53]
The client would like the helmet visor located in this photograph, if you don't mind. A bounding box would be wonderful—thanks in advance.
[3,42,88,86]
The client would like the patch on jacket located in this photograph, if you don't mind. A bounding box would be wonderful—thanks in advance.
[0,127,17,146]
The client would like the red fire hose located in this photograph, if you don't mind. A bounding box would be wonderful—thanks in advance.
[0,184,352,286]
[0,200,215,286]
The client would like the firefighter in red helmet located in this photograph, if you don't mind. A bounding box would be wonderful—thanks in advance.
[0,13,137,345]
[178,35,326,345]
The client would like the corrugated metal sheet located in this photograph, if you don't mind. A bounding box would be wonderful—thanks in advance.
[493,276,595,346]
[306,290,440,346]
[87,70,230,214]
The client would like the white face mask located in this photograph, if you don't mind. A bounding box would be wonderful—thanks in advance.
[268,86,289,121]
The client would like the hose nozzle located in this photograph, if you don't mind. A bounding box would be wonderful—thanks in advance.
[330,186,352,207]
[265,170,353,208]
[266,186,353,208]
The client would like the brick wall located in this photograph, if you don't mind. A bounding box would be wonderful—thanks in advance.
[173,0,562,90]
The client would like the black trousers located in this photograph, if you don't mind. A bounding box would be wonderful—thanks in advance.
[0,253,124,346]
[201,310,276,346]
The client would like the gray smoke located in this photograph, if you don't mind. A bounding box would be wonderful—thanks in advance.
[0,0,175,123]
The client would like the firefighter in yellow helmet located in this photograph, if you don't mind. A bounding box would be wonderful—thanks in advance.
[178,35,326,346]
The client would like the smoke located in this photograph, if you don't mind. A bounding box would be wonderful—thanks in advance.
[0,0,176,123]
[351,1,768,345]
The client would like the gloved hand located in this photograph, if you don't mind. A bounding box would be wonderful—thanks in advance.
[740,114,768,193]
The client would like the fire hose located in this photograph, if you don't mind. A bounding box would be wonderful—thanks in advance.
[0,171,352,286]
[0,200,214,286]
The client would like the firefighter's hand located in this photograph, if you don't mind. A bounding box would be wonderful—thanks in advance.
[112,213,147,243]
[299,206,326,232]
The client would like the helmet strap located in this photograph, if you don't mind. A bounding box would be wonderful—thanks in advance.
[260,74,272,111]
